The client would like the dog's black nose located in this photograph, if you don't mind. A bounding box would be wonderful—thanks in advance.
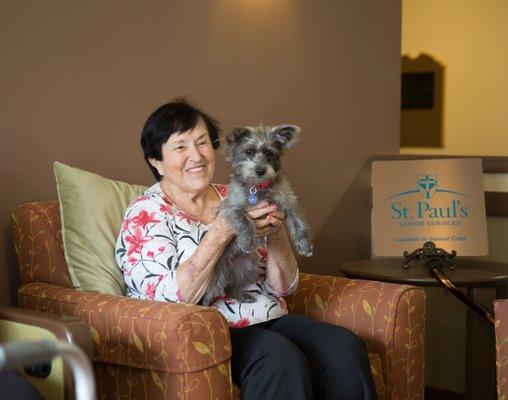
[255,167,266,177]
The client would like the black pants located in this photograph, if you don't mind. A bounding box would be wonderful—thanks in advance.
[0,371,43,400]
[229,314,377,400]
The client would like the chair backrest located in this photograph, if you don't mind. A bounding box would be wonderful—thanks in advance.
[11,201,73,288]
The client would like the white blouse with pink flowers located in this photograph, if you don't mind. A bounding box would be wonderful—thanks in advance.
[115,182,299,328]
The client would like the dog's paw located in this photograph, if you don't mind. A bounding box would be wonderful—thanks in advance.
[200,294,213,306]
[295,239,313,257]
[238,245,252,254]
[228,289,256,303]
[236,237,252,253]
[235,293,256,303]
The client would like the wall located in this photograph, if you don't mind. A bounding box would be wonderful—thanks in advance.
[0,0,402,305]
[402,2,508,393]
[401,0,508,155]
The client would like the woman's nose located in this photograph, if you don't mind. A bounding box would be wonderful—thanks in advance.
[188,143,203,161]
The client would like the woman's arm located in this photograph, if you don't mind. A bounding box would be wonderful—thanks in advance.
[175,213,235,303]
[117,199,235,304]
[246,202,299,295]
[265,226,299,295]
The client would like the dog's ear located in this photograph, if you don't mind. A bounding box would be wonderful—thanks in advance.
[226,127,251,146]
[268,125,301,148]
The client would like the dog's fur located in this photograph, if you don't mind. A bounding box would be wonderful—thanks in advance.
[201,124,313,305]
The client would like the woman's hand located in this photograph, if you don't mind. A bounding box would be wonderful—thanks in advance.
[213,210,237,240]
[246,201,286,238]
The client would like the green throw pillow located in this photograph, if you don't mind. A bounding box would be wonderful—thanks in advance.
[54,162,147,295]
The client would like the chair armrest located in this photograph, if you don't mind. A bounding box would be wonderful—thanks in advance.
[287,272,426,399]
[75,292,232,374]
[495,299,508,400]
[18,282,232,374]
[18,282,86,317]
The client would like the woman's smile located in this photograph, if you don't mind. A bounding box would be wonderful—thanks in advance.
[185,164,207,174]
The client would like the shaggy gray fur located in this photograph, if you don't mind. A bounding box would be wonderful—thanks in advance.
[201,125,313,305]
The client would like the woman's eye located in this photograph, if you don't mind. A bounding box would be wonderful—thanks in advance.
[197,140,207,146]
[174,146,184,151]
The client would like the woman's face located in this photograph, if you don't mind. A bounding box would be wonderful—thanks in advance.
[151,118,216,195]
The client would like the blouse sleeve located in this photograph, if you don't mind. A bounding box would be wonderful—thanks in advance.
[115,198,185,303]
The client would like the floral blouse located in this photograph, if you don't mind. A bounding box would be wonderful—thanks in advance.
[115,182,299,328]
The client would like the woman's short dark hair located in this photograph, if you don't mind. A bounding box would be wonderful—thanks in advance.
[141,98,221,181]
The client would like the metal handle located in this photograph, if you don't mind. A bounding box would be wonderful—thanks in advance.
[0,340,58,370]
[431,267,495,326]
[0,340,96,400]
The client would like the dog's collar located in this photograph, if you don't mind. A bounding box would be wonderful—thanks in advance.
[252,179,272,190]
[247,180,272,205]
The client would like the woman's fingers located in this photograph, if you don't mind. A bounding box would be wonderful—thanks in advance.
[267,210,285,222]
[253,211,285,227]
[247,203,278,220]
[246,203,285,237]
[253,210,286,237]
[253,218,273,230]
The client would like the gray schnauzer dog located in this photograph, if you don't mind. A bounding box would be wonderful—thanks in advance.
[201,124,313,306]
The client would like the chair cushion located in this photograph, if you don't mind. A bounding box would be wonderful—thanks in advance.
[54,161,146,295]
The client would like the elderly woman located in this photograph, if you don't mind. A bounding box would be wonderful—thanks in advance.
[115,99,377,400]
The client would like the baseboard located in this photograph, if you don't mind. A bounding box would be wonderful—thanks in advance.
[425,386,466,400]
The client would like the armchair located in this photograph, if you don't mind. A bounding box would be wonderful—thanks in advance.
[495,299,508,399]
[12,201,426,400]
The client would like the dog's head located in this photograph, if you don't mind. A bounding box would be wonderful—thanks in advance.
[225,124,300,184]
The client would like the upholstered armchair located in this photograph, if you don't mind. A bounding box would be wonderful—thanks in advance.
[495,300,508,399]
[11,201,426,400]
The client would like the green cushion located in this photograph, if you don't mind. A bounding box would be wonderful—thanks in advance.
[54,162,147,295]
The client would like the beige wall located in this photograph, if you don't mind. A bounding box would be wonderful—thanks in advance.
[401,0,508,155]
[401,3,508,392]
[0,0,401,305]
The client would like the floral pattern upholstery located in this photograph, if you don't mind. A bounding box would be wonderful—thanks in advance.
[495,299,508,400]
[286,274,426,400]
[12,201,426,399]
[11,201,73,288]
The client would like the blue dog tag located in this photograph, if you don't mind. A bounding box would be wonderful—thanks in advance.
[248,186,258,205]
[248,194,257,205]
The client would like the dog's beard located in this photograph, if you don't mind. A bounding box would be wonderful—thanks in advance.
[235,160,276,183]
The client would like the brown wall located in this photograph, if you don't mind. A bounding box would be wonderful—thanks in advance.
[0,1,401,305]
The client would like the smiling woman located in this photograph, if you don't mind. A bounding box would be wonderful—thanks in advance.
[139,99,222,225]
[114,98,377,400]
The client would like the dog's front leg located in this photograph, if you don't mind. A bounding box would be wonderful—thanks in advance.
[223,208,260,253]
[284,209,313,257]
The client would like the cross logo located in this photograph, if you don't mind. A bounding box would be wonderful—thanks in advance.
[417,174,437,199]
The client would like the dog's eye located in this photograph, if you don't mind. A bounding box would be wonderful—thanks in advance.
[263,150,275,159]
[245,149,255,157]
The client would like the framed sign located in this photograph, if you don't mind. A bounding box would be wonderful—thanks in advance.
[401,53,444,147]
[372,158,488,257]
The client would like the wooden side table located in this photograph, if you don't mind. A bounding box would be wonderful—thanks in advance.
[338,258,508,400]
